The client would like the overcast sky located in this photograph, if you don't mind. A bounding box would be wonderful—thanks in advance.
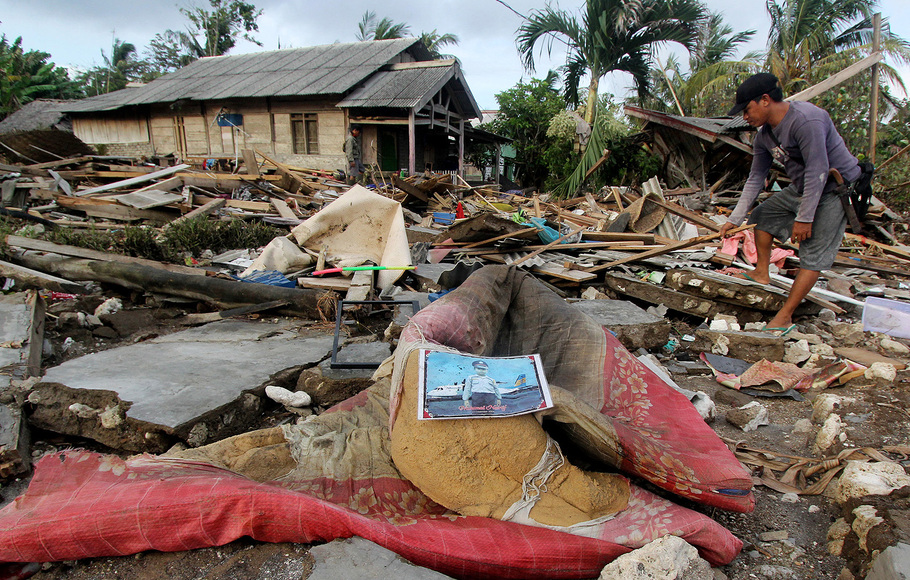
[1,0,907,111]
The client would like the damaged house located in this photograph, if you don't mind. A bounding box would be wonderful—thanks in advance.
[61,38,483,175]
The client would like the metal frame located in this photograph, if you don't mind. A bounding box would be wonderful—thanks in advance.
[331,299,421,369]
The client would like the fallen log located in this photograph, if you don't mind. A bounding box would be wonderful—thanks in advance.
[11,252,332,318]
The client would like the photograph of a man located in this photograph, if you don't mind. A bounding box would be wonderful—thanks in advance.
[462,360,502,408]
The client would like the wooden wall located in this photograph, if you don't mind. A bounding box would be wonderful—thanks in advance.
[73,116,148,144]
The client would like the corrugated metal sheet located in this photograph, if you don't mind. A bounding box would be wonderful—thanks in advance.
[337,65,452,108]
[62,39,422,112]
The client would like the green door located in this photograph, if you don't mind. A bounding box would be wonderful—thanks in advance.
[379,132,398,171]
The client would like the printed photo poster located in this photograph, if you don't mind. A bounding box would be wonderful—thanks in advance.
[416,349,553,420]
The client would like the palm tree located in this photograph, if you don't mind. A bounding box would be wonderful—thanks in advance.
[356,11,411,41]
[419,30,460,60]
[516,0,706,126]
[765,0,910,94]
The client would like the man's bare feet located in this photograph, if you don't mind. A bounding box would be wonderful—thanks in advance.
[732,271,771,284]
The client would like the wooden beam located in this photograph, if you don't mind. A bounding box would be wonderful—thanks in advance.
[787,52,884,103]
[55,196,177,224]
[408,109,416,175]
[76,164,190,197]
[271,198,298,220]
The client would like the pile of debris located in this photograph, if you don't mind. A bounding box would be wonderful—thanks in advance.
[3,149,910,580]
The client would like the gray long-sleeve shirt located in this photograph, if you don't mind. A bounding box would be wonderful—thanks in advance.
[728,101,861,225]
[343,134,361,164]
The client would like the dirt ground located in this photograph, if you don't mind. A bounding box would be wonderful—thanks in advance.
[2,293,910,580]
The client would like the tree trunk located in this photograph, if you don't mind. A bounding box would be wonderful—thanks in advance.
[10,252,333,319]
[584,76,599,127]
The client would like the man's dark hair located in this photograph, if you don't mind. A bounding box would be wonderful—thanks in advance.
[349,124,361,133]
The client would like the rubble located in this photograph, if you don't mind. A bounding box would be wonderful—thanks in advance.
[1,143,910,580]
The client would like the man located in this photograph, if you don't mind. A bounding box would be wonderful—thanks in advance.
[719,73,862,331]
[343,124,365,185]
[462,360,502,408]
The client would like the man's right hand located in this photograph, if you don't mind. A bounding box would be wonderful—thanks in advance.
[719,222,736,238]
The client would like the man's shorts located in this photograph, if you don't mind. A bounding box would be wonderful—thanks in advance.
[748,183,846,271]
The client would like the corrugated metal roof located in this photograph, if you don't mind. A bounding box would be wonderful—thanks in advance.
[62,39,423,112]
[338,65,453,109]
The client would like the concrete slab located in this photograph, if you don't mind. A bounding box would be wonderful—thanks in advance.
[571,299,671,350]
[0,403,29,478]
[308,537,454,580]
[0,293,30,373]
[31,320,334,452]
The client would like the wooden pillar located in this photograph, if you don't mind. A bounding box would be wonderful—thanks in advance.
[458,119,465,179]
[869,12,882,164]
[408,109,416,176]
[494,143,501,184]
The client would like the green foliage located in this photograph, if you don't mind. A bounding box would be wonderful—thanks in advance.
[356,11,411,41]
[516,0,705,124]
[77,38,151,97]
[487,76,568,190]
[162,217,281,256]
[0,35,82,118]
[418,30,460,60]
[179,0,262,58]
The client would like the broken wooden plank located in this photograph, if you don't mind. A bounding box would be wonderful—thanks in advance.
[167,197,225,228]
[26,291,45,378]
[241,149,260,177]
[586,224,754,272]
[511,224,586,267]
[645,197,721,232]
[271,198,298,220]
[5,235,204,276]
[345,270,374,302]
[55,196,176,225]
[392,174,429,202]
[76,164,190,197]
[0,259,85,294]
[25,155,93,170]
[111,190,183,209]
[297,277,352,292]
[582,232,655,243]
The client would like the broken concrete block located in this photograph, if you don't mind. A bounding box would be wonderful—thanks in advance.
[692,329,785,363]
[852,505,885,554]
[31,320,334,452]
[812,394,842,424]
[864,362,897,386]
[725,401,770,432]
[793,418,813,433]
[835,461,910,504]
[827,321,865,345]
[865,542,910,580]
[0,293,31,375]
[814,413,843,455]
[265,385,311,408]
[665,268,788,311]
[602,272,763,323]
[598,535,713,580]
[308,536,454,580]
[0,403,30,479]
[879,336,910,356]
[760,530,789,542]
[714,388,752,408]
[828,518,851,556]
[571,299,670,350]
[94,297,122,317]
[784,339,812,364]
